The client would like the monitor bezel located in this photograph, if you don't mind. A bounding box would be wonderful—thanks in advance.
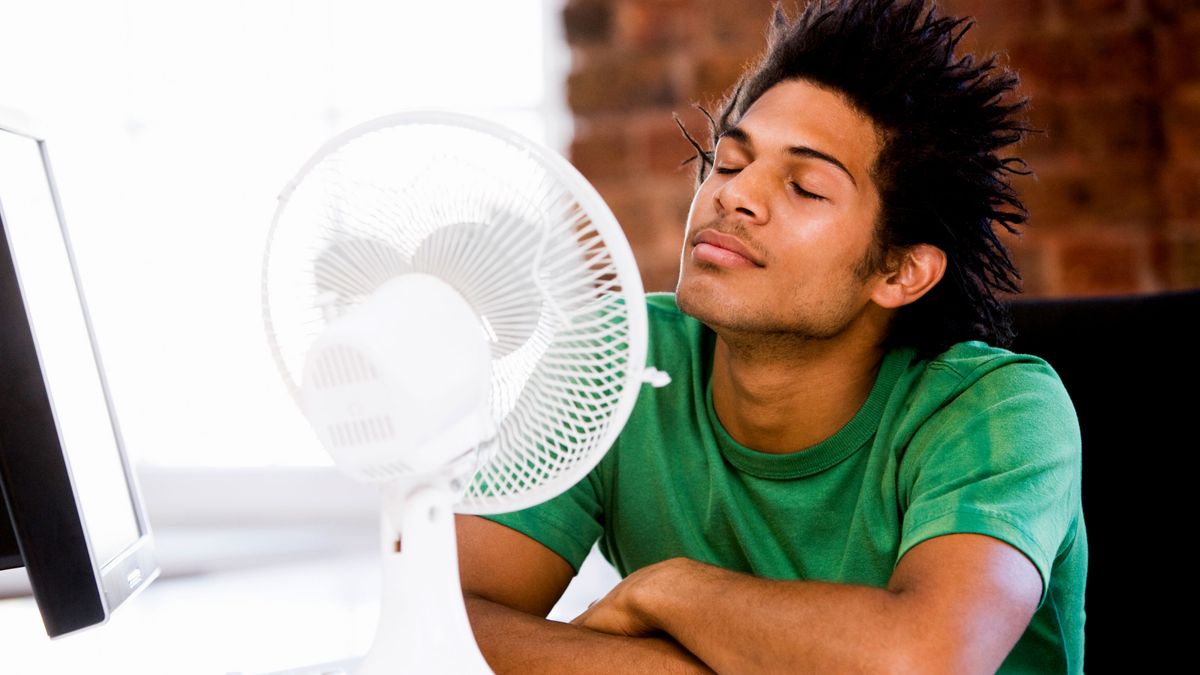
[0,122,159,638]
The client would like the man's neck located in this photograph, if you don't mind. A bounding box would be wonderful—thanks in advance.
[709,328,886,455]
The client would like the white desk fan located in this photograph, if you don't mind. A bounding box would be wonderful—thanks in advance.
[262,111,667,673]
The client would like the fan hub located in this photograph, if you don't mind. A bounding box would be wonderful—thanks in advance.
[300,273,494,481]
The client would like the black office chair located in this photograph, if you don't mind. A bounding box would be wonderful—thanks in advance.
[1008,289,1199,672]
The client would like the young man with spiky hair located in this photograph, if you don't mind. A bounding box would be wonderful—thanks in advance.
[459,1,1086,672]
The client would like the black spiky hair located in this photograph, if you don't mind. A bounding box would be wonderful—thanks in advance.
[678,0,1034,354]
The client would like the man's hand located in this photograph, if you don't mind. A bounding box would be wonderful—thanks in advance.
[570,558,685,637]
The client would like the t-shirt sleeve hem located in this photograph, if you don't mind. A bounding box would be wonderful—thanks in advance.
[481,512,597,574]
[900,506,1052,607]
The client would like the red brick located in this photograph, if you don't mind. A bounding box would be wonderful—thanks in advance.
[940,0,1046,29]
[595,185,653,245]
[570,124,631,181]
[1008,31,1156,94]
[1164,87,1200,161]
[1005,39,1076,93]
[567,54,680,113]
[1147,0,1200,23]
[689,52,753,102]
[1077,31,1157,88]
[651,175,700,231]
[1023,97,1161,160]
[637,235,683,292]
[605,177,695,290]
[1023,163,1161,228]
[1057,0,1133,23]
[1167,219,1200,237]
[1020,101,1069,158]
[1156,25,1200,82]
[1057,237,1144,294]
[632,203,690,293]
[706,0,777,46]
[1161,234,1200,287]
[1162,165,1200,220]
[642,111,712,176]
[666,103,717,145]
[1003,233,1052,296]
[614,0,697,51]
[563,0,613,45]
[1064,97,1162,158]
[606,182,684,292]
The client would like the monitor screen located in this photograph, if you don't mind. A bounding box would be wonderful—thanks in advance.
[0,122,158,637]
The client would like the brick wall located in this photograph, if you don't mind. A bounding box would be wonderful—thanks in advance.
[561,0,1200,297]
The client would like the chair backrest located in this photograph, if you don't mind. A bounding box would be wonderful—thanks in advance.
[1008,289,1200,671]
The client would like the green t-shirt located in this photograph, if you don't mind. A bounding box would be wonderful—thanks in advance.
[487,293,1086,674]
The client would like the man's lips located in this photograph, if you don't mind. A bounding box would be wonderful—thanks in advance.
[691,229,765,268]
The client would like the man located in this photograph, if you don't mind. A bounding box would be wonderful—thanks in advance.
[458,0,1086,672]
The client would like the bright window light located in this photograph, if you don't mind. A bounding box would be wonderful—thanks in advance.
[0,0,569,468]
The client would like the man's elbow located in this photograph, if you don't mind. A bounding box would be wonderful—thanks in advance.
[880,629,1012,675]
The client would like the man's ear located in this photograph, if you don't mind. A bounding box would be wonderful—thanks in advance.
[870,244,947,310]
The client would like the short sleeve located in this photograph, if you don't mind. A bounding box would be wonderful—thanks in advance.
[897,359,1082,605]
[481,467,605,573]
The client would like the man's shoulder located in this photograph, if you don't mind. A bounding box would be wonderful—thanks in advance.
[922,340,1048,376]
[885,340,1077,443]
[899,340,1065,399]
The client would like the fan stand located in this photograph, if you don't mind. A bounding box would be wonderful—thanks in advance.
[355,479,492,675]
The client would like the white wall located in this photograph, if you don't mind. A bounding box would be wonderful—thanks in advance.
[0,0,570,471]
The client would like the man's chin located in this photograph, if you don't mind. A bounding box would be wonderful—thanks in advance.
[675,277,726,326]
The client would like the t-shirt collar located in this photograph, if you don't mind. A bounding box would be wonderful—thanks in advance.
[704,347,911,479]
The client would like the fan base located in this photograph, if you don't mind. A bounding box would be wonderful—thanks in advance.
[356,484,492,675]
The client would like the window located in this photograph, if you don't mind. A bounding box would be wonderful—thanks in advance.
[0,0,570,469]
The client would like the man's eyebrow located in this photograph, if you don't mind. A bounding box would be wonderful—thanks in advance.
[719,126,858,188]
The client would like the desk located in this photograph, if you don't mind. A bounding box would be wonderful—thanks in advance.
[0,533,618,674]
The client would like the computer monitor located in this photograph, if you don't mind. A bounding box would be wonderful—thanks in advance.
[0,121,159,637]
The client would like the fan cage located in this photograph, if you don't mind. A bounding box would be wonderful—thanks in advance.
[262,111,649,514]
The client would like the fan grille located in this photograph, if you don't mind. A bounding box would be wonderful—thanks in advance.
[263,113,647,514]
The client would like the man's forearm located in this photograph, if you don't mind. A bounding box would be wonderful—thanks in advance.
[591,540,1038,675]
[635,561,915,674]
[464,594,713,674]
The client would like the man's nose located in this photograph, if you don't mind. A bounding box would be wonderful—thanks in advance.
[714,167,768,225]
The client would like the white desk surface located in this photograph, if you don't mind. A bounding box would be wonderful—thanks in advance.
[0,539,619,674]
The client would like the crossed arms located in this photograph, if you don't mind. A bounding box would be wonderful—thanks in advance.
[457,515,1042,674]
